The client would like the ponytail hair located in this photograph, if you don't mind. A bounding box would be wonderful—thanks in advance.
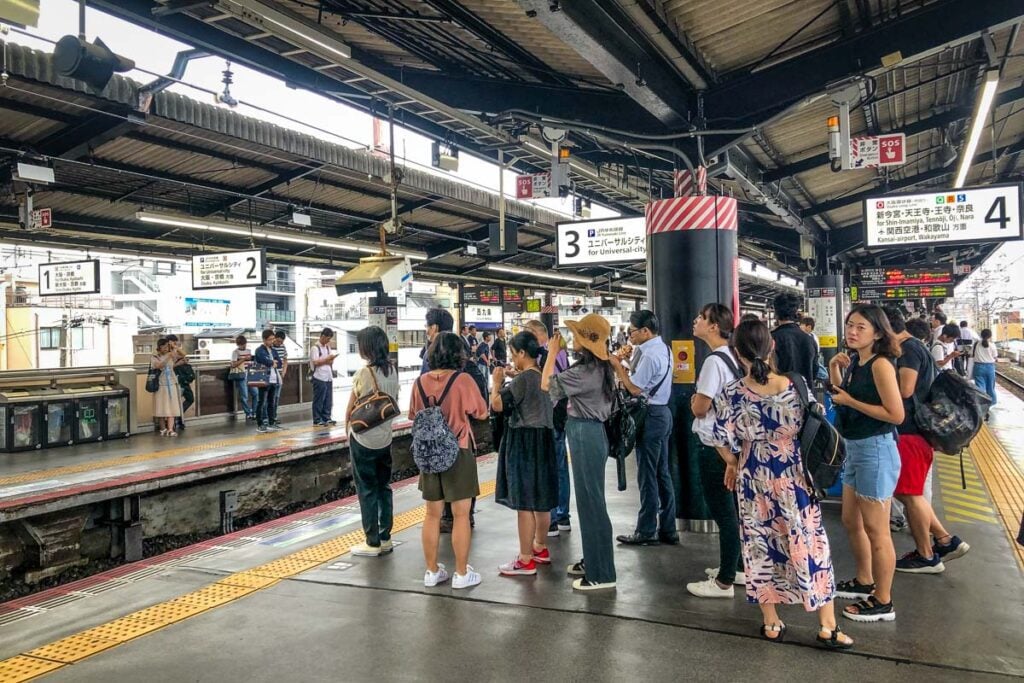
[981,329,992,348]
[732,319,775,385]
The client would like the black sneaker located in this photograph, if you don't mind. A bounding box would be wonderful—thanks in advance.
[658,533,680,545]
[616,533,660,546]
[439,518,453,534]
[933,536,970,562]
[547,521,560,538]
[835,578,875,600]
[895,550,945,574]
[566,559,585,576]
[842,596,895,623]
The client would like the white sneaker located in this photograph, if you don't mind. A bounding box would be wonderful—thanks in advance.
[705,567,746,586]
[687,576,735,598]
[379,540,394,554]
[424,563,449,587]
[452,565,481,589]
[350,542,382,557]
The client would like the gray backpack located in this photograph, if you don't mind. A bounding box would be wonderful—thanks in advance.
[411,372,462,474]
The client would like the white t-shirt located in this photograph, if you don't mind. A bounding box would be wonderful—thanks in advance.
[350,366,401,449]
[973,341,998,364]
[692,344,741,447]
[931,340,954,369]
[311,343,335,382]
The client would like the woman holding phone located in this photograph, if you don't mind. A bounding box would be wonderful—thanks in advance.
[828,304,904,624]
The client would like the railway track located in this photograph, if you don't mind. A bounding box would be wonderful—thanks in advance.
[996,366,1024,401]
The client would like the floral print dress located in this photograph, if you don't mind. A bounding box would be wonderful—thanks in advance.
[712,379,835,610]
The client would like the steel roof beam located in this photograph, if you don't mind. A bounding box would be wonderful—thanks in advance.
[35,111,141,160]
[516,0,693,126]
[763,85,1024,182]
[203,163,325,217]
[701,0,1024,137]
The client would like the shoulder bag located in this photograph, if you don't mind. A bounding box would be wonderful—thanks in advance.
[145,359,161,393]
[349,367,400,433]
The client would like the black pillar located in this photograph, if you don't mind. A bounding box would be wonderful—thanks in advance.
[647,196,738,533]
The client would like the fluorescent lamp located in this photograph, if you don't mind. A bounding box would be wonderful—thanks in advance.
[954,70,1000,189]
[218,0,351,61]
[136,210,426,260]
[486,264,592,284]
[620,283,647,292]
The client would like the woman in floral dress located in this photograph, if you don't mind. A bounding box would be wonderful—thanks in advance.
[711,319,853,649]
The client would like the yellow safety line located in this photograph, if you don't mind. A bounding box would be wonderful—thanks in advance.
[0,424,325,487]
[0,480,496,681]
[940,489,994,505]
[940,498,998,515]
[937,507,997,523]
[968,426,1024,572]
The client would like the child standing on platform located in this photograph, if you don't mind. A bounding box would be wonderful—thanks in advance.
[492,332,558,576]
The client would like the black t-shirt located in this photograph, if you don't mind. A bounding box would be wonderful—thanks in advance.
[837,354,897,440]
[491,337,507,363]
[897,336,935,435]
[771,322,817,386]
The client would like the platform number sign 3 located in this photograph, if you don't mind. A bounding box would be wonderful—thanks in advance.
[563,228,581,259]
[555,217,647,267]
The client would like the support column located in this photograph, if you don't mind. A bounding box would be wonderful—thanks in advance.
[805,273,845,368]
[646,196,738,533]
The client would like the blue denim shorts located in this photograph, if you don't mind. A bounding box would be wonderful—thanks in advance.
[843,432,901,501]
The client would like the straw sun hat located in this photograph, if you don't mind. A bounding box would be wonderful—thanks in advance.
[565,313,611,361]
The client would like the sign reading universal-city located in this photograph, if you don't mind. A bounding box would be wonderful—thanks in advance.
[192,250,267,290]
[863,184,1023,248]
[38,259,100,296]
[556,217,646,267]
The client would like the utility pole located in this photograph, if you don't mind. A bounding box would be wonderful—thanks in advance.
[59,312,68,368]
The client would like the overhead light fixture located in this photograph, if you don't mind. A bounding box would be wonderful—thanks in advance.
[954,69,1000,189]
[216,0,351,62]
[135,210,426,260]
[620,283,647,292]
[485,264,592,284]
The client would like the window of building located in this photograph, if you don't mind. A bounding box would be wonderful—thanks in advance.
[71,328,93,351]
[39,327,60,350]
[349,343,356,354]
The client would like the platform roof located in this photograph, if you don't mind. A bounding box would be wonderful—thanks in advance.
[4,0,1024,296]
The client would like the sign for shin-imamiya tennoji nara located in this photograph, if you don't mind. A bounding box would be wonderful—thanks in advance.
[863,184,1022,248]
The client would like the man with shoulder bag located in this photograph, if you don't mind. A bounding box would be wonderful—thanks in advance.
[310,328,338,427]
[608,310,677,546]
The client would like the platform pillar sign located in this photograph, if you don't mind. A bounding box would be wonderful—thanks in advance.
[806,274,845,367]
[646,195,738,530]
[368,296,399,365]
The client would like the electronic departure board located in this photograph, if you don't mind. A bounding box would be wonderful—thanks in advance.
[501,287,523,303]
[851,284,953,301]
[462,286,500,305]
[857,266,954,288]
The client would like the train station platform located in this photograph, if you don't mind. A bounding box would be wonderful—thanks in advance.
[1,403,1022,681]
[0,416,413,523]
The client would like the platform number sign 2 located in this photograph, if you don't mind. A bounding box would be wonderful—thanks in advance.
[192,249,267,290]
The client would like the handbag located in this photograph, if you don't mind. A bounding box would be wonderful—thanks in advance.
[348,367,399,433]
[145,367,161,393]
[246,367,270,388]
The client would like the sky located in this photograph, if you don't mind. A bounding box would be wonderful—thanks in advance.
[8,0,619,220]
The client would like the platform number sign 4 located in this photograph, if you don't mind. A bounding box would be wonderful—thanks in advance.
[863,184,1023,248]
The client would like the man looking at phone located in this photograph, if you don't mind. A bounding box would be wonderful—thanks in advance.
[310,328,338,426]
[931,324,962,370]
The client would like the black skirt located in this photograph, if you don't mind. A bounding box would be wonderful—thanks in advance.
[495,427,558,511]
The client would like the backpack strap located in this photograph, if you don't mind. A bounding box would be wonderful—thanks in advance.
[711,351,744,381]
[785,371,823,496]
[437,371,462,406]
[415,377,431,407]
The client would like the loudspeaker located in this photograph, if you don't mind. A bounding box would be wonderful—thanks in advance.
[489,222,517,256]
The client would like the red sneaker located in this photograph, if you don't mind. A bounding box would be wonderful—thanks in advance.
[531,547,551,565]
[499,557,537,576]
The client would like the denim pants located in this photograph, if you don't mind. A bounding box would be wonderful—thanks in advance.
[698,444,743,584]
[973,362,997,407]
[257,384,280,427]
[566,417,615,584]
[633,404,676,538]
[312,378,333,423]
[234,378,257,417]
[349,437,393,546]
[550,427,571,524]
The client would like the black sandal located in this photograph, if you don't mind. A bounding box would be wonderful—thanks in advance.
[759,622,786,642]
[817,625,854,650]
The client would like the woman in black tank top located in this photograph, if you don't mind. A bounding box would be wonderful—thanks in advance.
[827,305,905,625]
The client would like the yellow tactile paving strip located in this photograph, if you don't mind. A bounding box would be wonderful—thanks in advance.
[968,426,1024,572]
[0,425,324,488]
[0,479,496,682]
[933,451,998,525]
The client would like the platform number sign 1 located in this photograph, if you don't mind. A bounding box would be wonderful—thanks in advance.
[192,249,267,290]
[863,184,1023,248]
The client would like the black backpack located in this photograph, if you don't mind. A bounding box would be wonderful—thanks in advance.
[606,357,671,491]
[787,372,846,498]
[914,369,991,457]
[710,350,745,381]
